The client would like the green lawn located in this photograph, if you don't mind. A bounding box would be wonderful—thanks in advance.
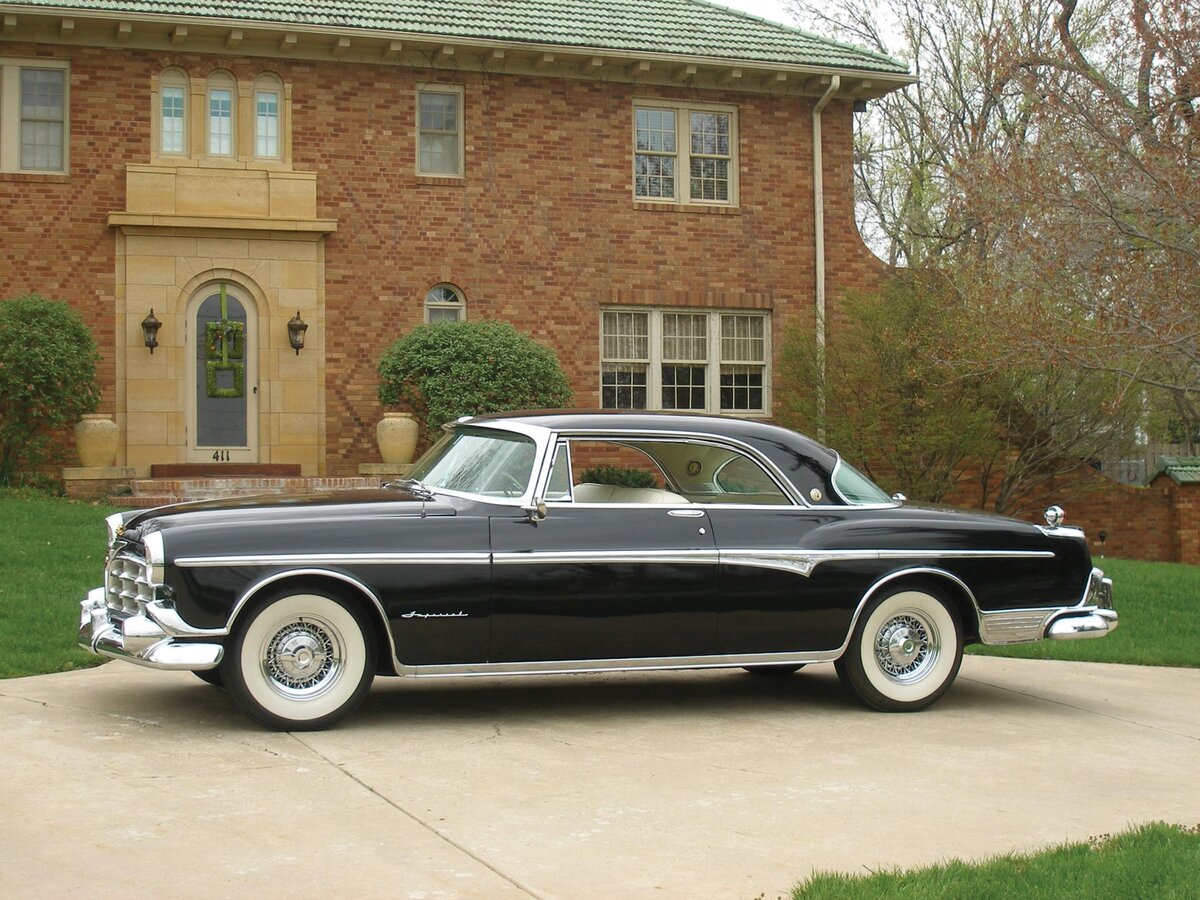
[968,557,1200,668]
[0,491,118,679]
[792,822,1200,899]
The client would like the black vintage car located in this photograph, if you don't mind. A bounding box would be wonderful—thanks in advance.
[80,411,1117,730]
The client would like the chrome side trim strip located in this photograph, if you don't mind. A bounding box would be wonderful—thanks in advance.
[492,550,717,566]
[394,648,842,677]
[175,552,491,568]
[720,549,1056,578]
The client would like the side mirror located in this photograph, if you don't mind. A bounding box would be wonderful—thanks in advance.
[891,492,907,504]
[524,498,548,525]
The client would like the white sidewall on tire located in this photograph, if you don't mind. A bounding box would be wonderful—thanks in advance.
[857,589,958,704]
[238,593,368,723]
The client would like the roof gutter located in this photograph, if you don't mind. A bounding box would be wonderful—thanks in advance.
[812,75,840,436]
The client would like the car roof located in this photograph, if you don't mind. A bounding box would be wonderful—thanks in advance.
[465,409,839,472]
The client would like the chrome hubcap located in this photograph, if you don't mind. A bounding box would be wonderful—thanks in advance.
[874,612,939,683]
[263,618,341,696]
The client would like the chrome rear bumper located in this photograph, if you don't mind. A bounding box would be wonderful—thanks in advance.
[78,588,223,670]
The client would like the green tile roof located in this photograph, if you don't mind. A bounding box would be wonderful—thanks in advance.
[1155,457,1200,485]
[6,0,909,74]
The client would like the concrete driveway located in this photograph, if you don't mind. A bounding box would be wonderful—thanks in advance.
[2,656,1198,899]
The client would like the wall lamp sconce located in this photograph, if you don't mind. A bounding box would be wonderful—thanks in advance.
[141,309,161,353]
[287,311,308,355]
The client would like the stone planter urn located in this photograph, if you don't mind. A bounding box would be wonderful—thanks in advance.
[376,412,419,464]
[75,414,120,468]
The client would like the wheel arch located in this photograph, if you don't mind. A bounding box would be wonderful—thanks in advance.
[229,569,400,675]
[842,567,982,654]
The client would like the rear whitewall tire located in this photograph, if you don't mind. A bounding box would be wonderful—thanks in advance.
[836,585,962,712]
[223,589,376,731]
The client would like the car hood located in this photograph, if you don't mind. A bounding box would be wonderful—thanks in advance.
[122,488,456,533]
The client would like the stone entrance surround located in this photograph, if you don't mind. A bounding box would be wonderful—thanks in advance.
[109,165,337,476]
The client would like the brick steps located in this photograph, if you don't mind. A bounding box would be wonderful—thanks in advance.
[109,476,384,508]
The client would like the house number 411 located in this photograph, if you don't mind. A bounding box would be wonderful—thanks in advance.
[212,450,232,462]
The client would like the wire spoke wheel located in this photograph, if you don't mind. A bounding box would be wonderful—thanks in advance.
[836,585,962,712]
[223,589,376,731]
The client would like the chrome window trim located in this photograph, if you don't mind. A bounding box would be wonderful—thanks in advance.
[536,429,806,507]
[418,419,555,507]
[826,455,899,509]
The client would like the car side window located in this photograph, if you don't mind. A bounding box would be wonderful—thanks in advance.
[562,439,689,505]
[545,442,573,500]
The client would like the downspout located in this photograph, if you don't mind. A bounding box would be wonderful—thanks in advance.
[812,75,839,439]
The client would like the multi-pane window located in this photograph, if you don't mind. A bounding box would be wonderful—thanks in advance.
[208,86,233,155]
[661,313,708,410]
[601,310,768,414]
[425,285,466,323]
[417,87,463,177]
[19,68,66,171]
[634,108,676,199]
[689,112,731,201]
[633,102,736,205]
[719,315,766,411]
[601,311,650,410]
[1,60,69,173]
[161,84,186,154]
[255,91,280,157]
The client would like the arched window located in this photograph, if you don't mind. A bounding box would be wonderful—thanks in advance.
[254,72,283,159]
[159,67,189,156]
[425,284,465,323]
[206,70,237,156]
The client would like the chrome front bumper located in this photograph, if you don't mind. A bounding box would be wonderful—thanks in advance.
[78,588,223,670]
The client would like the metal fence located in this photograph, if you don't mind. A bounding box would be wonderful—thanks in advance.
[1096,442,1196,486]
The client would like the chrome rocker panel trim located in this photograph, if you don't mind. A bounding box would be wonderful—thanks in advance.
[78,588,223,671]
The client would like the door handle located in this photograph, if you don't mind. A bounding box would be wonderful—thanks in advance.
[667,509,705,518]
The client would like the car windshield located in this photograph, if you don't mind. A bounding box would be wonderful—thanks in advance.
[407,426,536,498]
[832,458,893,505]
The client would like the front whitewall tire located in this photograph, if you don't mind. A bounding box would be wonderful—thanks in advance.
[224,590,376,730]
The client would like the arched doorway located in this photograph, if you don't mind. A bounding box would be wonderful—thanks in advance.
[187,284,258,462]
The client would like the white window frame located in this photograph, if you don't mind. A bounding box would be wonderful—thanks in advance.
[0,57,69,174]
[253,74,283,159]
[206,70,237,157]
[157,68,189,157]
[416,84,464,178]
[632,98,737,206]
[424,284,467,323]
[600,308,769,415]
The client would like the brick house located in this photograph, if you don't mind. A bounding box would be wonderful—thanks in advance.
[0,0,911,476]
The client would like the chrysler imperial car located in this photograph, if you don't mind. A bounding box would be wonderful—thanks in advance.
[79,411,1117,730]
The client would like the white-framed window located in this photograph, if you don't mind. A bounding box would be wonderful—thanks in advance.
[425,284,466,323]
[207,70,236,156]
[416,84,464,177]
[0,58,69,173]
[158,67,188,156]
[633,100,737,205]
[601,309,768,414]
[254,73,282,159]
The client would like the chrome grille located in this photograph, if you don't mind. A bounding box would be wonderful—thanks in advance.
[105,551,156,616]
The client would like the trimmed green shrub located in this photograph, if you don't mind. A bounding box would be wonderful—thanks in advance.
[579,465,658,489]
[0,294,101,486]
[378,321,572,438]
